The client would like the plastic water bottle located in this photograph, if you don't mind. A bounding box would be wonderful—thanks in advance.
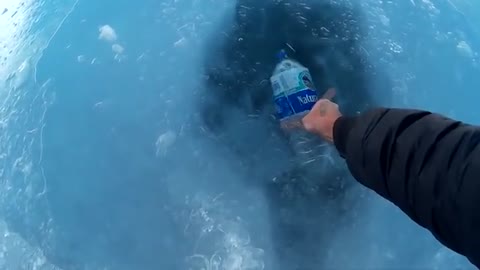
[270,50,336,175]
[270,50,318,123]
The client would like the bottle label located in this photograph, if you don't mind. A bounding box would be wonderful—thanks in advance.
[271,68,318,120]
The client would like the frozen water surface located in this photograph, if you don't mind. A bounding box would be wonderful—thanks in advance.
[0,0,479,269]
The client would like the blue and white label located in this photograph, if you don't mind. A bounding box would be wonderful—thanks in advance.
[274,88,318,120]
[271,66,318,120]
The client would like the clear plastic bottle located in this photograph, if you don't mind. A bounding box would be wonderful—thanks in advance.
[270,50,318,122]
[270,50,337,178]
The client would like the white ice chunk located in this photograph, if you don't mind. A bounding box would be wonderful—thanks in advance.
[98,25,118,42]
[112,44,125,54]
[457,40,474,58]
[155,131,177,157]
[77,55,86,63]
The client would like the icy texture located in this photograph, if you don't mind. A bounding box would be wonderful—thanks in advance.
[0,0,479,269]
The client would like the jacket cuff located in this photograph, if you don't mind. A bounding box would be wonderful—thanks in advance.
[333,116,356,158]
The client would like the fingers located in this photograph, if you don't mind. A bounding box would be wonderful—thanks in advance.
[310,98,330,112]
[322,88,336,100]
[301,116,314,133]
[309,88,336,112]
[279,88,337,132]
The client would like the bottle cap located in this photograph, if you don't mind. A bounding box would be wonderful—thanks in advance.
[276,49,288,61]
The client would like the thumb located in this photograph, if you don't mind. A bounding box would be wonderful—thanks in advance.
[301,110,317,133]
[301,88,336,132]
[321,88,336,100]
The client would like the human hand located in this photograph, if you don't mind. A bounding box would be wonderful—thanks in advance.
[279,88,337,131]
[301,88,342,143]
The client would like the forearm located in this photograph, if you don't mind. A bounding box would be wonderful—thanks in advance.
[331,107,459,203]
[331,107,480,263]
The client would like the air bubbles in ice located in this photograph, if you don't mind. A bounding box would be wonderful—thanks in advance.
[457,40,474,58]
[389,42,403,54]
[136,53,146,62]
[77,55,98,65]
[222,247,265,270]
[6,58,31,89]
[185,194,265,270]
[98,25,126,60]
[186,235,265,270]
[218,221,251,248]
[379,14,390,26]
[77,55,86,63]
[98,25,118,42]
[112,44,125,54]
[32,256,46,270]
[174,37,188,48]
[155,131,177,157]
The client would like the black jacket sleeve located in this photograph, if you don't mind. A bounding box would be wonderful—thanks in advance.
[333,108,480,268]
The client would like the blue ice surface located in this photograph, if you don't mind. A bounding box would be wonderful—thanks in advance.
[0,0,479,269]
